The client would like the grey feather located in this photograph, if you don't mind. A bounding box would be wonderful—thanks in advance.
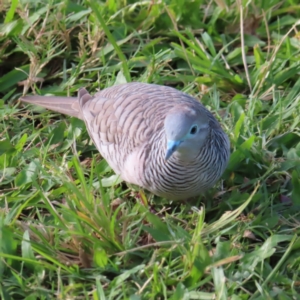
[20,82,230,200]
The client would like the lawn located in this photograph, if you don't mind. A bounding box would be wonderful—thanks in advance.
[1,0,300,299]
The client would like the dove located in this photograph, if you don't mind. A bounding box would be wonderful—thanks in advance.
[21,82,230,200]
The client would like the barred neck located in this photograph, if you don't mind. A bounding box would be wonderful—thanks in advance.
[142,127,229,199]
[196,128,230,178]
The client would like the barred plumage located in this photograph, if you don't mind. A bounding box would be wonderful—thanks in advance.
[20,82,230,200]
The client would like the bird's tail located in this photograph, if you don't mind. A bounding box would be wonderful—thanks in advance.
[20,95,82,119]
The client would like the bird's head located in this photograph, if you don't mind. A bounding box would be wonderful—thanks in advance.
[164,106,210,161]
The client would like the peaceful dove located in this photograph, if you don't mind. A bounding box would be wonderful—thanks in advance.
[20,82,230,200]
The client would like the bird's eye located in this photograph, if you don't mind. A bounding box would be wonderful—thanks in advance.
[190,125,198,135]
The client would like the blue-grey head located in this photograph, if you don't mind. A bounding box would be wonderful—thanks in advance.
[164,106,210,161]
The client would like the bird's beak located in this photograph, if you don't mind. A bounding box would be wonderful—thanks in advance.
[165,140,181,160]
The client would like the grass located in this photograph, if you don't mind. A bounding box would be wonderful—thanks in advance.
[1,0,300,299]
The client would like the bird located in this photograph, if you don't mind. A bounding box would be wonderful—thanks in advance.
[20,82,230,200]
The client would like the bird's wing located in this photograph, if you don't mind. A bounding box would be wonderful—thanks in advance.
[77,83,176,175]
